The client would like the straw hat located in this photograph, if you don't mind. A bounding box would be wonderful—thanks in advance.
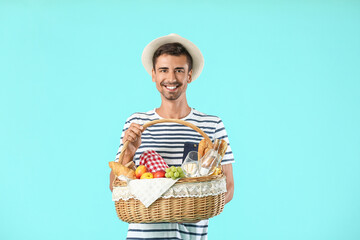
[141,33,204,81]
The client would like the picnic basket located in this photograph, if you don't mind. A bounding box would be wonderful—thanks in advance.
[112,119,226,223]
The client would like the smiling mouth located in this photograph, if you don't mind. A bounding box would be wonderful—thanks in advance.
[163,85,180,91]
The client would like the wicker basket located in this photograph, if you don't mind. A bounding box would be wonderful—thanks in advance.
[113,119,226,223]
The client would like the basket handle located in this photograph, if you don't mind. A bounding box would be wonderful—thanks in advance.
[118,119,213,165]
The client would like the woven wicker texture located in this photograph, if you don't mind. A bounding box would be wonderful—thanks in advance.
[113,119,225,223]
[115,192,225,223]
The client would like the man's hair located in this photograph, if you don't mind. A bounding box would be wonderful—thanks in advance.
[152,42,193,72]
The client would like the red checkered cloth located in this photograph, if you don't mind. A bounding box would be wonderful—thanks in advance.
[139,150,169,173]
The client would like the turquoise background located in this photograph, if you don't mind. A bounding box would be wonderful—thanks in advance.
[1,0,360,239]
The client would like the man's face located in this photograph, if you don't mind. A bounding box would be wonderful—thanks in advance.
[152,54,192,101]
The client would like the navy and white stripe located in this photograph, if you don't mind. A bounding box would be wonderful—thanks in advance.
[115,108,234,166]
[126,221,209,240]
[114,108,235,240]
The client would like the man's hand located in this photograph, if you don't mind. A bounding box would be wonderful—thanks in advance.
[110,123,143,192]
[222,163,234,204]
[121,123,143,164]
[110,170,115,192]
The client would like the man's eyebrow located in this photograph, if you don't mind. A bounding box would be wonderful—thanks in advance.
[157,67,185,70]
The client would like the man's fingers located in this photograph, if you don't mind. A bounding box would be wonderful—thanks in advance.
[131,127,142,137]
[126,130,138,142]
[130,123,143,135]
[130,128,142,138]
[127,135,136,142]
[128,124,143,138]
[122,123,143,144]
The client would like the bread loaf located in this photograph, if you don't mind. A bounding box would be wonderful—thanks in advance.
[218,139,228,160]
[109,161,136,179]
[198,139,212,160]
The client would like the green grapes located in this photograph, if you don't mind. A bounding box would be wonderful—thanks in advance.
[165,166,185,179]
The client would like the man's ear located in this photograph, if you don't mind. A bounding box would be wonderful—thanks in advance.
[187,69,193,83]
[151,69,156,82]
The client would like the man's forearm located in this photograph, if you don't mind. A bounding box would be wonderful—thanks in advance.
[121,152,135,165]
[110,170,115,192]
[117,147,136,165]
[225,181,234,204]
[222,163,234,204]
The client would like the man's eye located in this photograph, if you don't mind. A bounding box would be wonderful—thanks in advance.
[176,70,184,73]
[160,70,167,73]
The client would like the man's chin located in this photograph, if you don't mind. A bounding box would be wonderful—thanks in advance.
[162,92,181,101]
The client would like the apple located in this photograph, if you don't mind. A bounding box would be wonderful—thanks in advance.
[153,170,166,178]
[135,165,148,179]
[140,172,154,179]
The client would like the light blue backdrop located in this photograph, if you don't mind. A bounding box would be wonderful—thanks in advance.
[1,1,359,239]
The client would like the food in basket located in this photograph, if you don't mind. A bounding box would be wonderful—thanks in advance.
[199,139,228,176]
[153,170,166,178]
[198,139,212,160]
[211,167,222,176]
[135,165,148,179]
[183,162,198,177]
[111,119,227,223]
[218,139,228,160]
[165,166,185,179]
[109,161,136,179]
[198,139,228,162]
[140,172,154,179]
[198,139,228,176]
[199,151,217,176]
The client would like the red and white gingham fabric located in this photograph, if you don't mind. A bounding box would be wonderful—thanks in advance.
[139,150,169,173]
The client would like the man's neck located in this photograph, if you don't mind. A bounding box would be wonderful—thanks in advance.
[156,98,191,119]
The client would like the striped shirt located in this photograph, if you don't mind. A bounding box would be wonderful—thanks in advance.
[115,108,234,240]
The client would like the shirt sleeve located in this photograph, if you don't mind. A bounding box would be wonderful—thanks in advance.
[114,114,138,162]
[214,118,235,165]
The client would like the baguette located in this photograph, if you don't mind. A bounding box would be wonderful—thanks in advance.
[218,140,228,159]
[109,161,136,179]
[198,138,212,160]
[213,139,220,151]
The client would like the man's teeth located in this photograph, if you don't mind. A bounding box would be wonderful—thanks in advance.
[166,86,177,90]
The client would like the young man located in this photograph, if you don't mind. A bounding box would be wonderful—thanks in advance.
[110,33,234,240]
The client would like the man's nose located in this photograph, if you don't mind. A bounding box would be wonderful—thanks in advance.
[168,71,177,82]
